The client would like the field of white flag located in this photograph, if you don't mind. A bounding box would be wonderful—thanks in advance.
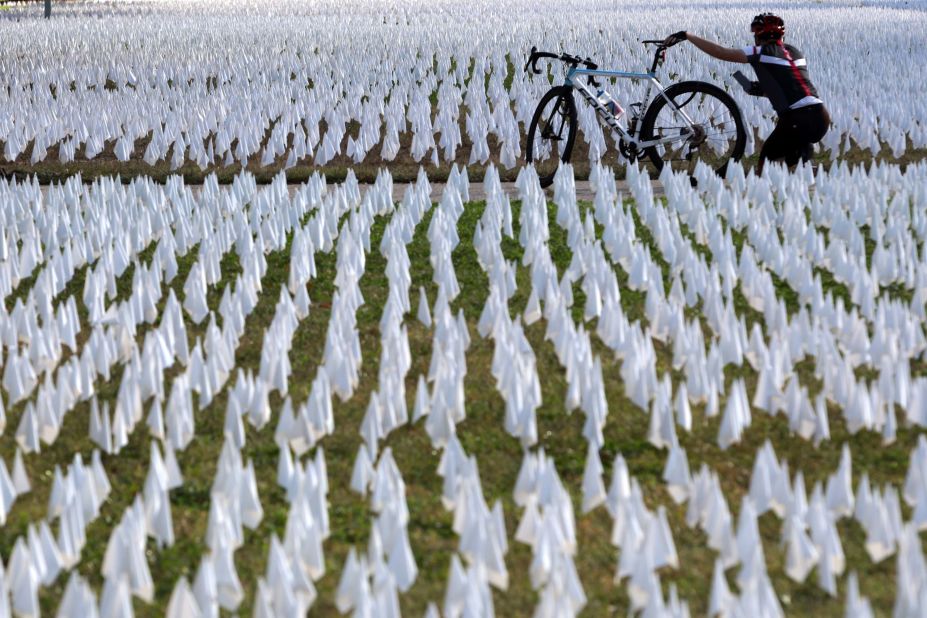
[2,0,927,616]
[2,157,927,615]
[0,0,924,177]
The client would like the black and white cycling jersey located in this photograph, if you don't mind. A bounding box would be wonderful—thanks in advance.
[742,41,823,115]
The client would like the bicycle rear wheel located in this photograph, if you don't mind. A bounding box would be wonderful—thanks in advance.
[525,86,577,188]
[639,81,745,178]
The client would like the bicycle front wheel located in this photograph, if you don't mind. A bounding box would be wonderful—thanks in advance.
[525,86,577,188]
[639,81,745,178]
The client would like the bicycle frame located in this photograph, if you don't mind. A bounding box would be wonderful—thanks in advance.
[565,66,698,150]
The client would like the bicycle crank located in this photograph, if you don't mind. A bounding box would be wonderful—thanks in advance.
[618,138,639,161]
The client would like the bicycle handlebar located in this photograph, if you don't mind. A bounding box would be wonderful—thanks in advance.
[522,47,558,74]
[523,46,601,88]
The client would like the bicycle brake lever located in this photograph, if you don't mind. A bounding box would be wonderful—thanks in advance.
[523,46,537,73]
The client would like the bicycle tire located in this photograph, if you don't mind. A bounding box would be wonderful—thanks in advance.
[639,81,746,178]
[525,86,577,188]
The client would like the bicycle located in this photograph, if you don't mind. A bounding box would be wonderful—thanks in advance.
[523,39,746,187]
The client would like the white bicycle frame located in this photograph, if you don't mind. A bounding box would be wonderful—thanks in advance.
[565,66,698,149]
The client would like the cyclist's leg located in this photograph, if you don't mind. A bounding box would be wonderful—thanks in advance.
[798,142,814,165]
[758,117,793,174]
[808,106,830,167]
[761,105,832,174]
[806,105,831,144]
[793,105,831,165]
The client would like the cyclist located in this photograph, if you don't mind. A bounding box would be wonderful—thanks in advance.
[663,14,830,174]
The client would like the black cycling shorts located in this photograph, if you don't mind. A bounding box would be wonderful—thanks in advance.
[759,104,831,167]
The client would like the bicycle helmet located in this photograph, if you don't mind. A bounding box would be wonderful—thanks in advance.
[751,13,785,41]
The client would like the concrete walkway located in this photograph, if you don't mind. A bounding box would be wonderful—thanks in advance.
[39,179,665,202]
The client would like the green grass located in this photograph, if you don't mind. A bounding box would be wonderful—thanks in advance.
[0,189,921,617]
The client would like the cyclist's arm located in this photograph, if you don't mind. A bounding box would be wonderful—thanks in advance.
[686,33,748,63]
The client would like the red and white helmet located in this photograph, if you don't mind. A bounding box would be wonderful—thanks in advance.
[751,13,785,41]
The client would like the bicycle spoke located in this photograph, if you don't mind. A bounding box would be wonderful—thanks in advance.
[529,91,574,181]
[647,86,742,174]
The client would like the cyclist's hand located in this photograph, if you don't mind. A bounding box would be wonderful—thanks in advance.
[663,31,687,47]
